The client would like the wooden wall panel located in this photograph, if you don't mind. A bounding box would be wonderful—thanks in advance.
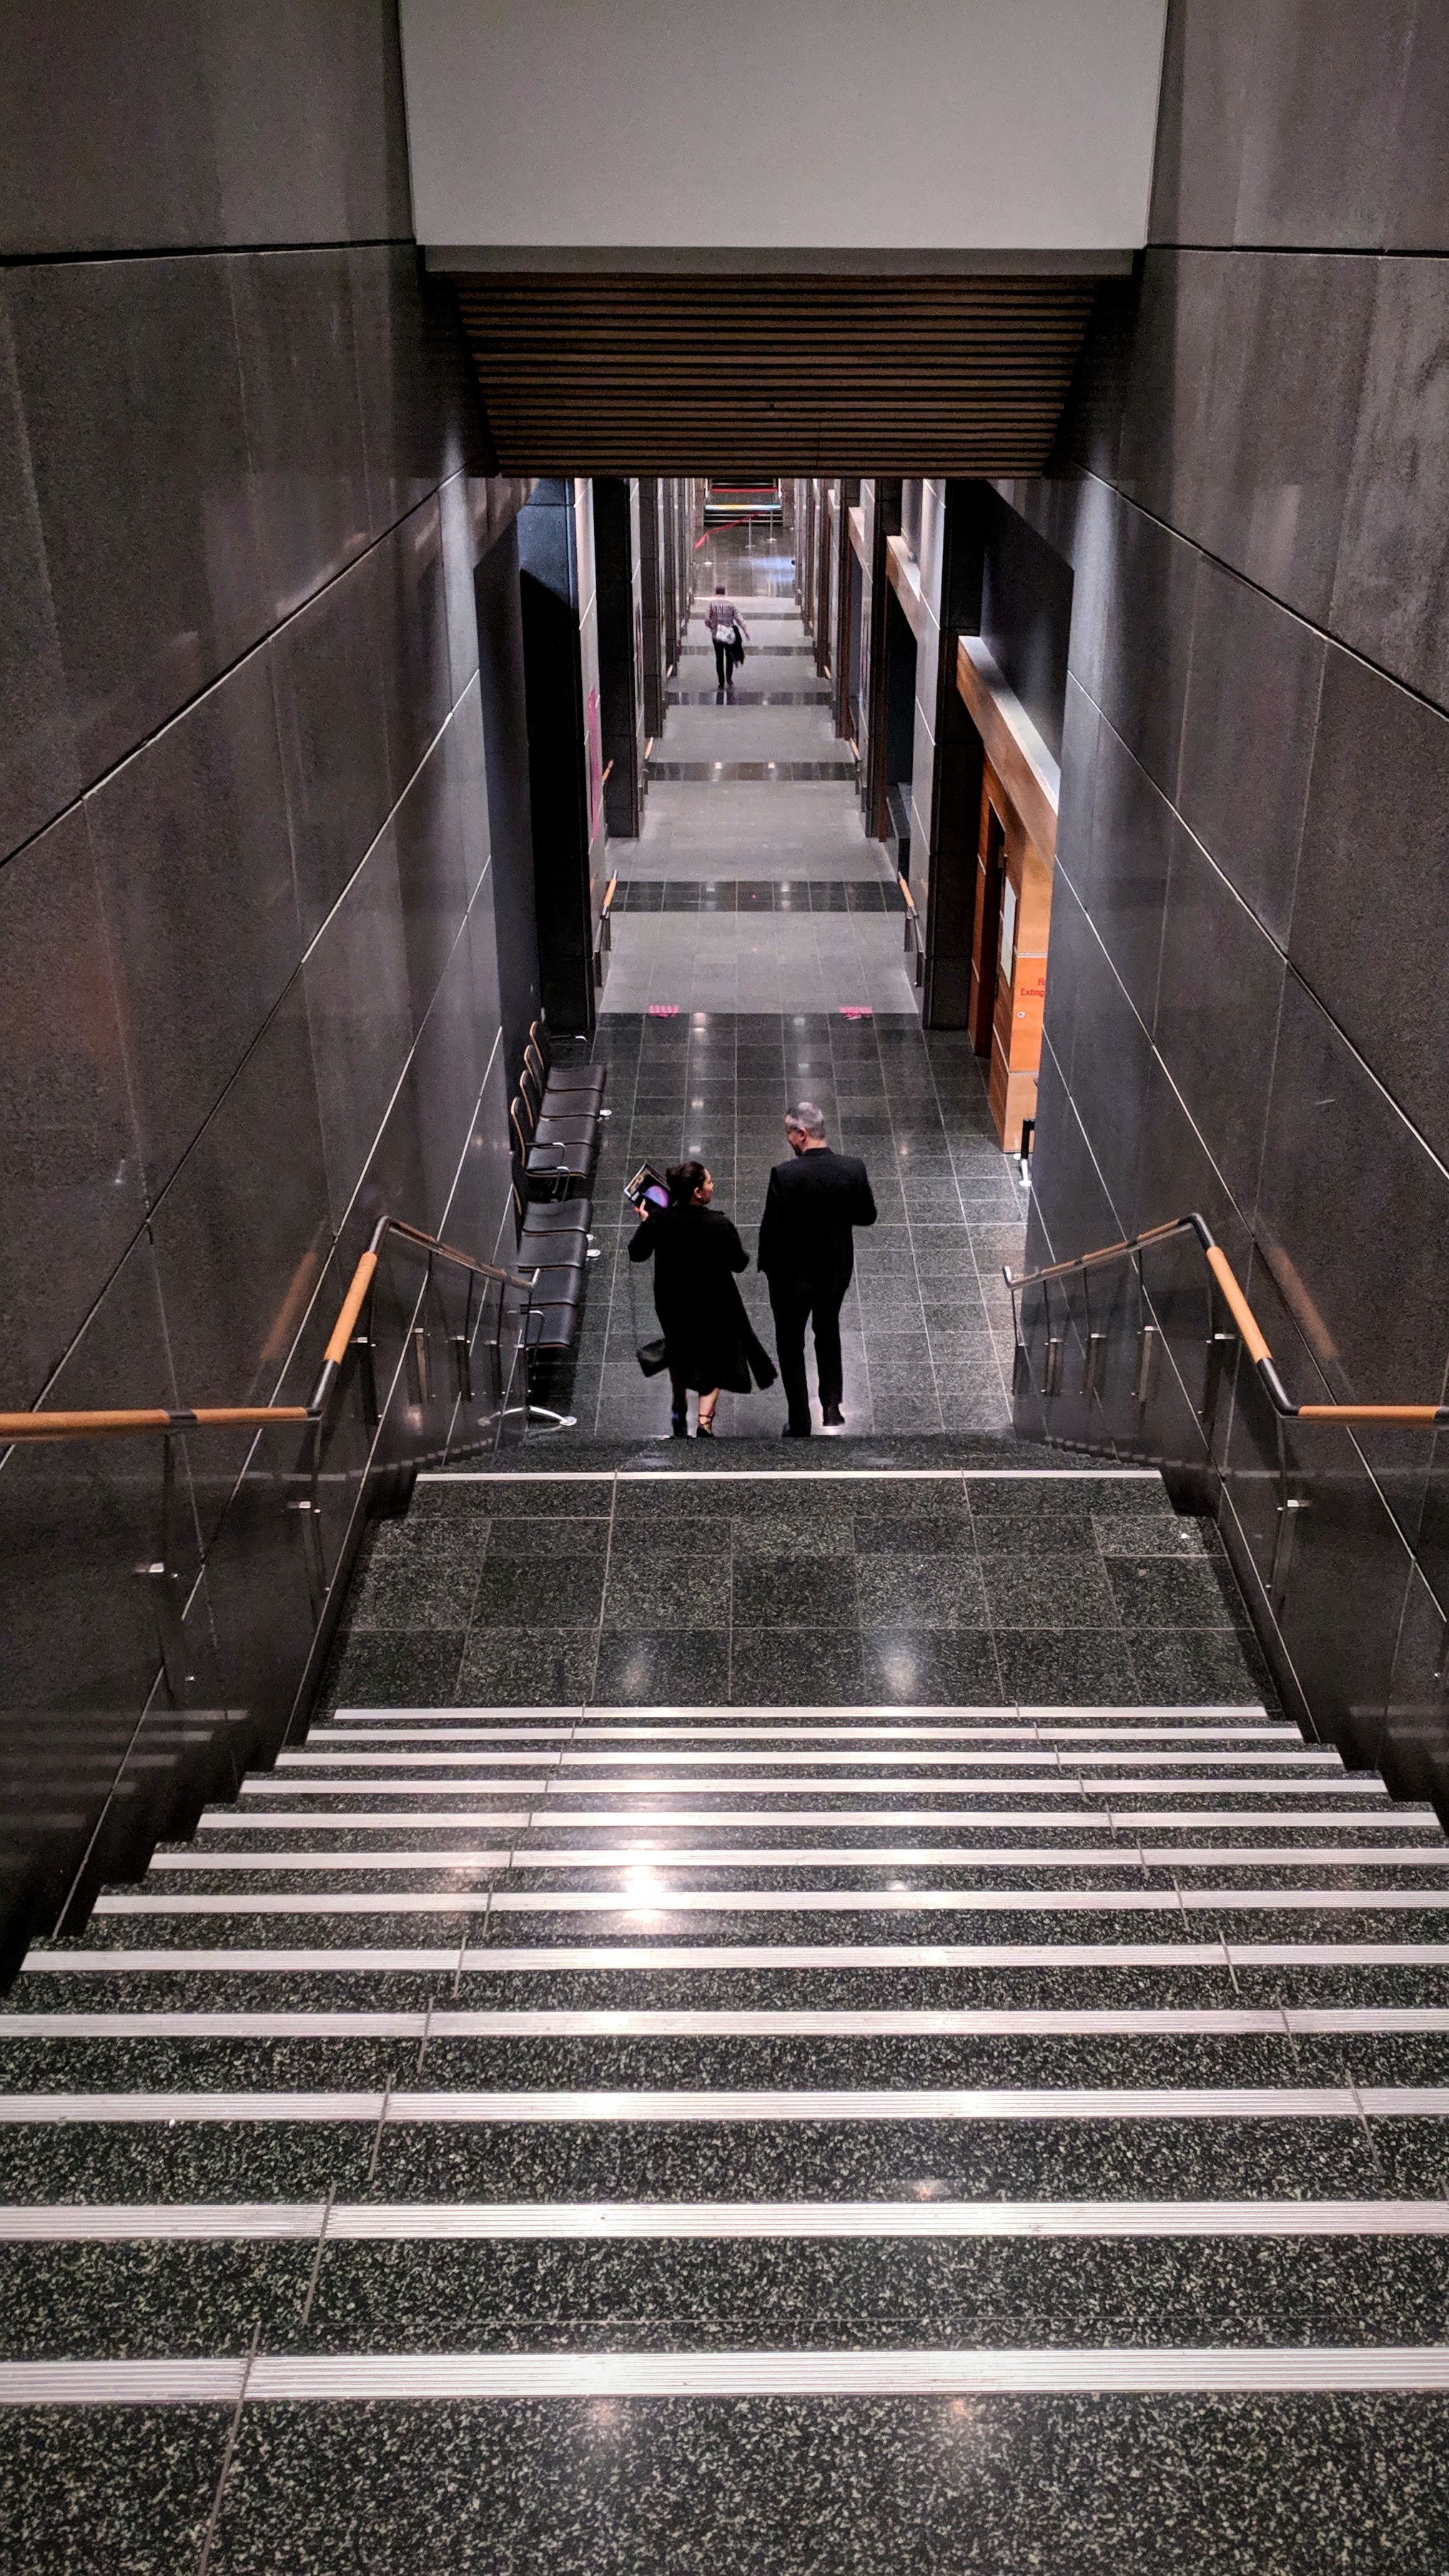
[452,273,1099,475]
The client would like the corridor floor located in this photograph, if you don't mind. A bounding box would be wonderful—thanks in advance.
[536,532,1027,1441]
[603,588,918,1017]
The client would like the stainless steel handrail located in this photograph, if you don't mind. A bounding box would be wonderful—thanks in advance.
[1006,1212,1449,1427]
[0,1214,535,1443]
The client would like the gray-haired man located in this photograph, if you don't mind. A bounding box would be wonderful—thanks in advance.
[757,1103,876,1435]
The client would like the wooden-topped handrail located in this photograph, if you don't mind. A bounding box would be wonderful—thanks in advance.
[0,1215,534,1445]
[1006,1213,1449,1429]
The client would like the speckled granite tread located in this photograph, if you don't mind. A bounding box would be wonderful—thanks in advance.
[9,1462,1449,2565]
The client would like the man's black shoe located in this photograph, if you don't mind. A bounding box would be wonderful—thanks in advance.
[822,1402,845,1426]
[781,1422,812,1437]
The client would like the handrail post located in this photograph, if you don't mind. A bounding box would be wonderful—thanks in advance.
[1433,1609,1449,1705]
[287,1416,329,1620]
[1043,1277,1063,1397]
[1079,1272,1107,1400]
[1199,1267,1239,1450]
[1131,1249,1158,1410]
[1267,1415,1306,1617]
[1007,1270,1032,1399]
[134,1432,194,1701]
[354,1277,378,1432]
[453,1271,477,1407]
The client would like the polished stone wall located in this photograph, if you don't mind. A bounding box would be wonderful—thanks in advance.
[517,480,606,1035]
[593,476,646,839]
[0,3,538,1962]
[1009,0,1449,1782]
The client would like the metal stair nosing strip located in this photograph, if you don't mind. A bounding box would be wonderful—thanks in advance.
[26,1938,1449,1973]
[6,2347,1449,2403]
[5,2083,1449,2125]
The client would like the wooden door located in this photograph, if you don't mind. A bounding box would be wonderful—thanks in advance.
[969,786,1007,1056]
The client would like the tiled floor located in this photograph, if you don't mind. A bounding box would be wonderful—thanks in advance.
[620,783,891,881]
[323,1466,1274,1713]
[606,585,915,992]
[600,917,919,1016]
[611,881,906,913]
[581,542,1024,1436]
[11,533,1448,2575]
[530,1009,1029,1441]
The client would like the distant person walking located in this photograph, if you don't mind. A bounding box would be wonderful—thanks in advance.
[758,1104,877,1436]
[630,1160,776,1437]
[705,586,749,688]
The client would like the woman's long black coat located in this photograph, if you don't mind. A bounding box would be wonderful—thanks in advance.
[628,1204,776,1395]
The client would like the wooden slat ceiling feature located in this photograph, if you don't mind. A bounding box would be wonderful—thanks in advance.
[452,272,1099,475]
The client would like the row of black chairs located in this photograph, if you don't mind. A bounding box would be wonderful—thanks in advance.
[508,1019,607,1413]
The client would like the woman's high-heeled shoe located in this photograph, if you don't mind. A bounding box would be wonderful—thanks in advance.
[695,1417,716,1438]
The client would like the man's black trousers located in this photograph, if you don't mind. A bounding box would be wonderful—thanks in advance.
[713,636,732,685]
[768,1267,851,1430]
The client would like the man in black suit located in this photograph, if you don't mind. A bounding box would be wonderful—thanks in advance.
[758,1102,877,1436]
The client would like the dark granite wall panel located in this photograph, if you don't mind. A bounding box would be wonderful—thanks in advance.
[1175,556,1322,945]
[1200,250,1377,627]
[638,475,666,738]
[229,247,372,620]
[452,675,493,901]
[0,297,79,863]
[146,981,335,1417]
[86,648,302,1202]
[1019,0,1449,1783]
[0,2,539,1971]
[0,0,411,257]
[1389,7,1449,253]
[593,476,645,838]
[1290,648,1449,1169]
[475,524,541,1096]
[302,828,415,1234]
[0,808,146,1412]
[1232,1,1415,251]
[1331,256,1449,709]
[518,482,599,1035]
[1147,0,1257,246]
[4,254,273,787]
[375,497,455,792]
[1152,831,1283,1217]
[270,543,395,942]
[976,485,1072,766]
[1082,721,1175,1023]
[352,248,497,538]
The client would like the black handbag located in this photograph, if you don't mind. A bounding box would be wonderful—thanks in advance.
[628,1238,670,1374]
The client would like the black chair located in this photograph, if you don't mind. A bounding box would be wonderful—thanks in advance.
[523,1298,585,1362]
[513,1161,592,1264]
[511,1165,593,1239]
[526,1034,607,1116]
[530,1019,607,1105]
[510,1095,591,1192]
[520,1060,598,1150]
[514,1189,593,1267]
[523,1261,589,1307]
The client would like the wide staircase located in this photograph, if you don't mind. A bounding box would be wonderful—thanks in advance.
[4,1457,1449,2569]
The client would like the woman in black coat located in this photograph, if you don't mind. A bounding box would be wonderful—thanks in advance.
[628,1160,776,1437]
